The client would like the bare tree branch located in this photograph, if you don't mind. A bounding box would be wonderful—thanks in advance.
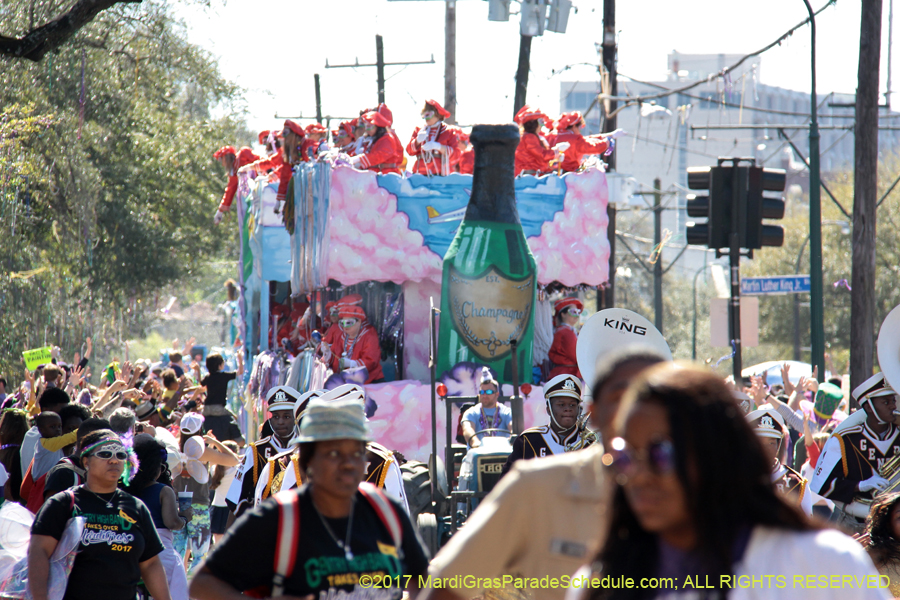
[0,0,142,61]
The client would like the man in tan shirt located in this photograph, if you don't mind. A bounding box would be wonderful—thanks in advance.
[424,348,667,600]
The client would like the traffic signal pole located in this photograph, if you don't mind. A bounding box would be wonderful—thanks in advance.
[727,161,745,383]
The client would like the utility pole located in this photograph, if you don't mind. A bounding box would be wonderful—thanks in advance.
[314,74,323,123]
[600,0,617,310]
[376,35,386,104]
[445,0,457,123]
[325,36,435,107]
[513,35,532,115]
[653,177,663,334]
[850,0,883,392]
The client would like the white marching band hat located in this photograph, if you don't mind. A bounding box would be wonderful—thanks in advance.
[266,385,301,411]
[746,404,786,439]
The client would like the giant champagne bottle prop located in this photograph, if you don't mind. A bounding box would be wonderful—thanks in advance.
[437,124,537,381]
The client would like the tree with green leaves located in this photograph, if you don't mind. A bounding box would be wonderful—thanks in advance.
[0,0,252,379]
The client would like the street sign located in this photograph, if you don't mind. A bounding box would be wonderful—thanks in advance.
[740,275,810,295]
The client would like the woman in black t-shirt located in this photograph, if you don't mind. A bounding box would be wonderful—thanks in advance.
[29,429,171,600]
[190,396,429,600]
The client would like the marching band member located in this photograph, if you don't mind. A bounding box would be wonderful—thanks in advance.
[747,404,813,516]
[502,374,595,475]
[407,99,460,176]
[548,297,582,379]
[348,110,403,175]
[321,303,385,384]
[212,146,261,224]
[223,385,300,517]
[553,111,623,173]
[811,372,900,532]
[255,385,409,512]
[513,105,566,176]
[301,123,329,160]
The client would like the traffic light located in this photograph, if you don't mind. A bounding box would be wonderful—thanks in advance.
[745,167,786,249]
[546,0,573,33]
[685,166,731,249]
[520,0,547,36]
[488,0,511,21]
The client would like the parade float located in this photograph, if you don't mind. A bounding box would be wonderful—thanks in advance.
[232,140,611,465]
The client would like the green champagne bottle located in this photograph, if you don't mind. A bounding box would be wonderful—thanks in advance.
[437,124,537,382]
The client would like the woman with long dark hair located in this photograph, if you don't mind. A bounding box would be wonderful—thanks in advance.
[582,363,885,600]
[863,492,900,597]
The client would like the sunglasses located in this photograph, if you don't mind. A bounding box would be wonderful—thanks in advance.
[339,319,359,328]
[479,389,496,395]
[566,308,582,316]
[603,437,675,478]
[93,450,128,461]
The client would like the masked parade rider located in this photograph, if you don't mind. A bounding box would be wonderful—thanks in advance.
[553,111,623,173]
[747,404,813,516]
[502,374,595,475]
[548,297,583,380]
[212,145,261,224]
[224,385,299,517]
[811,372,900,532]
[349,107,404,175]
[407,99,460,176]
[460,368,513,449]
[320,303,384,384]
[513,105,568,176]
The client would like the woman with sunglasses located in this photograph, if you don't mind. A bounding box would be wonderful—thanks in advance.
[461,368,512,449]
[28,429,172,600]
[581,363,886,600]
[549,297,583,380]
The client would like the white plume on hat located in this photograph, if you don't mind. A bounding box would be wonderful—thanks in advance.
[480,367,497,386]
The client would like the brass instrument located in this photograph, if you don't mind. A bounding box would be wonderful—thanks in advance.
[565,413,599,452]
[857,453,900,508]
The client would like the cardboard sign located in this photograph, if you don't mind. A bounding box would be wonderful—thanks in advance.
[23,346,52,371]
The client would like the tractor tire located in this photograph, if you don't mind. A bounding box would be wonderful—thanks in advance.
[417,512,440,557]
[401,460,433,524]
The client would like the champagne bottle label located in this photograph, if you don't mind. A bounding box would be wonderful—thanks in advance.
[447,265,534,361]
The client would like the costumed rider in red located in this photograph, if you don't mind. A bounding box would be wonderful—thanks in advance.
[553,111,624,173]
[332,121,356,153]
[502,373,596,475]
[301,123,330,161]
[274,119,306,206]
[548,297,582,379]
[407,99,460,176]
[348,108,404,175]
[457,130,474,174]
[747,404,813,516]
[811,372,900,532]
[319,303,385,384]
[246,129,284,174]
[513,105,567,176]
[212,145,261,224]
[224,385,300,517]
[255,385,409,513]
